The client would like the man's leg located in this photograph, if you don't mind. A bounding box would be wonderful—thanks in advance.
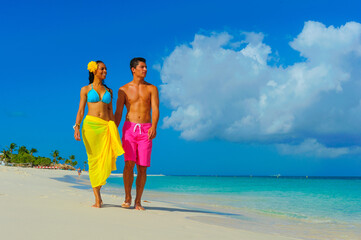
[122,161,135,207]
[134,165,147,210]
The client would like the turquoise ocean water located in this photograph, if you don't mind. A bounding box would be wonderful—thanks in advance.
[106,176,361,223]
[68,175,361,239]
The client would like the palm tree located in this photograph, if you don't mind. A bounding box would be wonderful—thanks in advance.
[1,149,5,160]
[83,160,87,171]
[51,150,59,164]
[7,143,18,162]
[18,146,29,154]
[70,161,78,167]
[9,143,17,154]
[30,148,38,156]
[69,155,76,167]
[1,149,10,164]
[57,156,64,164]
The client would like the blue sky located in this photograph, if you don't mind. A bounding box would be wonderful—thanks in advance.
[1,0,361,176]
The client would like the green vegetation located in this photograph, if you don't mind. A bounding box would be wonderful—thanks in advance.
[1,143,79,169]
[51,150,59,164]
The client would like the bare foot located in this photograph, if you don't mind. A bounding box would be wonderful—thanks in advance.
[134,202,145,210]
[92,203,101,208]
[121,201,131,208]
[121,197,132,208]
[92,198,102,208]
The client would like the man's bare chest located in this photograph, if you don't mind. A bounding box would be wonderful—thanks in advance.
[125,90,151,104]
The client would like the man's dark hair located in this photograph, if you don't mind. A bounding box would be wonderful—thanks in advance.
[130,57,146,74]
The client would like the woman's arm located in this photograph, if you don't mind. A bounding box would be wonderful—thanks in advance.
[74,87,87,141]
[108,89,115,121]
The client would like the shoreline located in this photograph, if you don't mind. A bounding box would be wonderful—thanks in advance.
[102,176,361,240]
[0,166,300,240]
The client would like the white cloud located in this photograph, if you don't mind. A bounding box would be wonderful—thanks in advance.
[152,63,162,71]
[276,139,361,158]
[159,21,361,156]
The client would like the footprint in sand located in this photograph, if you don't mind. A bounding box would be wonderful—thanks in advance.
[40,195,48,199]
[0,193,8,197]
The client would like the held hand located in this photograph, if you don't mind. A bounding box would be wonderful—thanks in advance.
[74,128,81,141]
[148,126,157,140]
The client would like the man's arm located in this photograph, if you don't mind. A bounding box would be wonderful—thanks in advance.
[115,88,126,127]
[148,86,159,139]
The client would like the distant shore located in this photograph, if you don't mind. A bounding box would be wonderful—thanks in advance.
[0,166,299,240]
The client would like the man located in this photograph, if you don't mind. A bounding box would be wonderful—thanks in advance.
[115,57,159,210]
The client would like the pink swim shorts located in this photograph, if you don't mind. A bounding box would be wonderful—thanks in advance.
[122,121,152,167]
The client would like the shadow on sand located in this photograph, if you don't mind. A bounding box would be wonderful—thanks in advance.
[51,175,92,189]
[51,175,243,218]
[101,204,241,217]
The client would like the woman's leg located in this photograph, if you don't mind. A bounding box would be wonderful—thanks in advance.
[99,186,103,205]
[92,186,102,208]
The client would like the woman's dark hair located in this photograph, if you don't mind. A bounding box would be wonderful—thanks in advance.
[130,57,146,74]
[88,60,112,97]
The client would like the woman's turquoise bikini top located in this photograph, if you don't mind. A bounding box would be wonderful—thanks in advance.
[87,84,111,104]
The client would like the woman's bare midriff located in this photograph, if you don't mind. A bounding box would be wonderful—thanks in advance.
[87,102,111,121]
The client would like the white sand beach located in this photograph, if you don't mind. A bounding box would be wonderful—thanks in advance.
[0,166,300,240]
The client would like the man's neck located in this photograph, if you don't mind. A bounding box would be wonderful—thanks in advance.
[132,76,145,85]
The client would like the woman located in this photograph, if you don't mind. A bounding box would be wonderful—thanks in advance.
[74,60,124,208]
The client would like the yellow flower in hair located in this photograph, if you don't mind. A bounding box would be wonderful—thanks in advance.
[87,61,98,73]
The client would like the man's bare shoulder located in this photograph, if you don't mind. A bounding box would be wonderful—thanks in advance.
[119,82,133,91]
[143,81,152,86]
[148,83,158,94]
[143,81,158,90]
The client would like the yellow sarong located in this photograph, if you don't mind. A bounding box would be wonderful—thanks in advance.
[82,115,124,188]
